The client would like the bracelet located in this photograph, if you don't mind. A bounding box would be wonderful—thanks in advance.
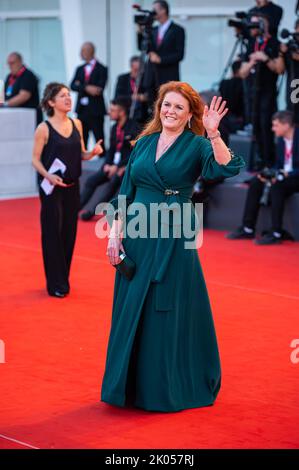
[208,130,221,141]
[228,147,235,161]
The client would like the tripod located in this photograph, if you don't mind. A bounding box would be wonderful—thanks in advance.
[219,34,247,84]
[248,33,279,171]
[129,26,153,121]
[217,33,258,169]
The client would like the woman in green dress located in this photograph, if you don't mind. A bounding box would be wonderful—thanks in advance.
[101,81,245,412]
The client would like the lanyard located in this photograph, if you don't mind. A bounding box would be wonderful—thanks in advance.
[254,37,269,52]
[8,66,26,88]
[116,125,125,152]
[157,31,163,46]
[285,143,293,163]
[84,61,96,83]
[130,78,137,94]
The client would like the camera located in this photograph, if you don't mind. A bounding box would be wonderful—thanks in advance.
[133,4,157,54]
[133,6,156,28]
[259,168,285,180]
[280,29,299,53]
[228,11,264,37]
[259,169,285,206]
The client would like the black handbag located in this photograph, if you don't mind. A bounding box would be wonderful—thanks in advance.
[115,251,136,281]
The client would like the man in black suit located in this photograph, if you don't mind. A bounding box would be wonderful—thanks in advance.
[138,1,185,99]
[114,56,148,125]
[80,98,139,221]
[1,52,42,125]
[70,42,108,150]
[227,111,299,245]
[239,12,281,169]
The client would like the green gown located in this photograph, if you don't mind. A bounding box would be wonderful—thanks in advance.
[101,130,245,412]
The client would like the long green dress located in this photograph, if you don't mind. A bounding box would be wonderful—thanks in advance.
[101,130,245,412]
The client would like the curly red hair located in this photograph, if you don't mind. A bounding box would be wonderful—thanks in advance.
[134,81,205,144]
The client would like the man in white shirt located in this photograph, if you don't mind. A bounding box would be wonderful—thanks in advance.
[227,111,299,245]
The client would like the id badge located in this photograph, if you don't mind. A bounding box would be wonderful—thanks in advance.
[113,151,121,165]
[80,97,89,106]
[6,85,13,97]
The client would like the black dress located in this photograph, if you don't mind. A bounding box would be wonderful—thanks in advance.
[39,119,82,295]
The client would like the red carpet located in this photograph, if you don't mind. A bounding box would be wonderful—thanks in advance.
[0,197,298,449]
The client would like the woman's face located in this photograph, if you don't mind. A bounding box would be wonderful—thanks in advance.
[49,88,72,114]
[160,91,192,132]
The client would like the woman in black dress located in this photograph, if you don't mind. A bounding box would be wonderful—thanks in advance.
[32,82,103,297]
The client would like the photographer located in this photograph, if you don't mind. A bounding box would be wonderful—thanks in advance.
[249,1,283,37]
[227,111,299,245]
[239,12,281,169]
[275,19,299,125]
[137,1,185,95]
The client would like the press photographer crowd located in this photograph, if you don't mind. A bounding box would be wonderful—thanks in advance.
[1,0,298,250]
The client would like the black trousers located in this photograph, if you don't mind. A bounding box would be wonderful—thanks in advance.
[252,93,277,168]
[40,182,80,295]
[80,168,122,213]
[78,114,105,150]
[243,175,299,233]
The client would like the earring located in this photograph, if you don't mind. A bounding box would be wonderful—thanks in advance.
[188,118,192,128]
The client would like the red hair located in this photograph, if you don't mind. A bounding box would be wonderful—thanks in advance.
[134,81,205,144]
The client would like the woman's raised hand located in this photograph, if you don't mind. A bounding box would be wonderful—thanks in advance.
[202,96,229,135]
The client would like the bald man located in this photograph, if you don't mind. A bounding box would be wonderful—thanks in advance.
[1,52,42,125]
[70,42,108,151]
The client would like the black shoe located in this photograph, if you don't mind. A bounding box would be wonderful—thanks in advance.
[49,291,66,298]
[80,210,94,221]
[226,226,255,240]
[281,229,295,241]
[262,229,295,241]
[254,233,282,245]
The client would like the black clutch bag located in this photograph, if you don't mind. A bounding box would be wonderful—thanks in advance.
[115,251,136,281]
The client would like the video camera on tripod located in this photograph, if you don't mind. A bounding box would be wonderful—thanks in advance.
[133,4,156,27]
[228,11,265,38]
[132,4,157,55]
[129,4,158,119]
[133,3,157,52]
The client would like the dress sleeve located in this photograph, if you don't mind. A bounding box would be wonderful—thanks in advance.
[197,136,246,180]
